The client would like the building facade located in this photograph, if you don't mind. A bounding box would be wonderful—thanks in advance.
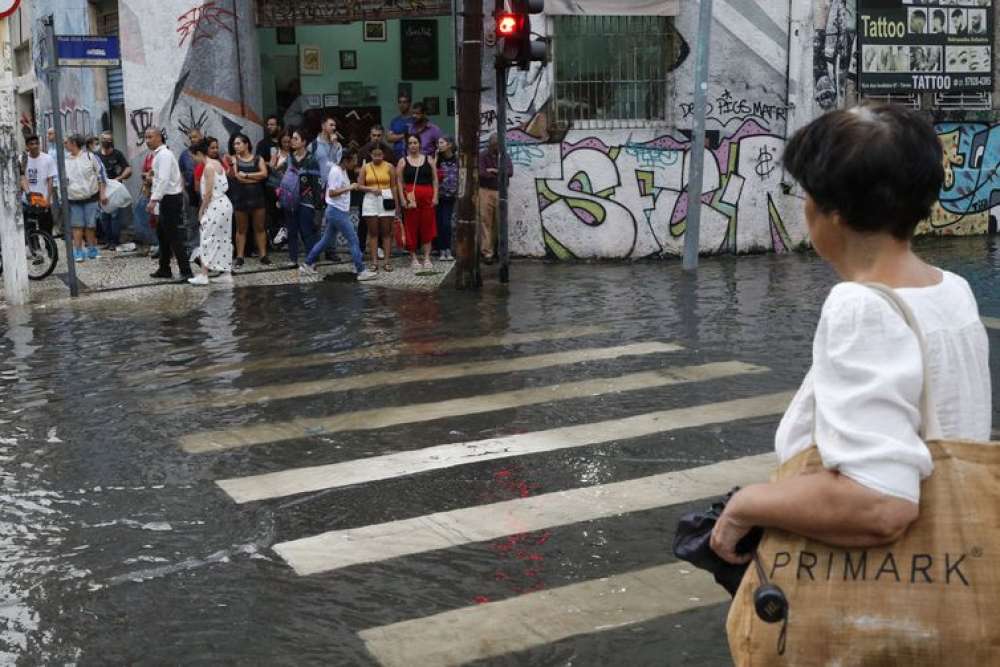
[11,0,1000,258]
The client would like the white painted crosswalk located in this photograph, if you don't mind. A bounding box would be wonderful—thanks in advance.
[156,341,683,411]
[273,453,776,576]
[218,392,791,503]
[140,324,614,382]
[180,326,794,664]
[181,360,769,453]
[982,316,1000,331]
[359,561,729,667]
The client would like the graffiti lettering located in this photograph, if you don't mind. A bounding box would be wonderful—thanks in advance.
[508,142,545,167]
[130,107,155,147]
[536,120,797,259]
[679,90,790,128]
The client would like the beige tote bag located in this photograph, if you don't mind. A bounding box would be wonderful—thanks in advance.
[727,284,1000,666]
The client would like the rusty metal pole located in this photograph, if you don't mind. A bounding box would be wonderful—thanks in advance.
[454,0,484,290]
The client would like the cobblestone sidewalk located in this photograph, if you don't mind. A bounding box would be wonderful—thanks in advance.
[1,248,455,308]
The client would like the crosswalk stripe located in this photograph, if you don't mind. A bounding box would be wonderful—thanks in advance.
[158,342,683,411]
[218,392,793,504]
[358,561,729,667]
[135,324,615,381]
[273,452,776,576]
[982,317,1000,330]
[180,361,771,454]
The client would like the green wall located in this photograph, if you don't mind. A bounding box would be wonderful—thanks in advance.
[258,18,457,134]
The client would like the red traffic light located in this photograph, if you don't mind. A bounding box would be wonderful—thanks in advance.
[497,12,522,37]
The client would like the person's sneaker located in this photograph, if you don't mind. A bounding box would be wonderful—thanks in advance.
[234,257,245,269]
[73,248,84,263]
[87,246,100,260]
[188,274,209,286]
[260,255,272,266]
[298,264,318,276]
[117,242,137,253]
[422,258,433,270]
[357,269,378,282]
[149,270,173,279]
[377,247,385,260]
[441,250,455,262]
[273,227,288,245]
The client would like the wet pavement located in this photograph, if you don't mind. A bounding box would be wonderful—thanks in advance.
[1,236,998,665]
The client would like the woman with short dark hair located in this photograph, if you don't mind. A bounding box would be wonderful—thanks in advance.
[711,105,990,570]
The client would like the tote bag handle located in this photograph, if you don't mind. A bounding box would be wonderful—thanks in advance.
[862,282,943,442]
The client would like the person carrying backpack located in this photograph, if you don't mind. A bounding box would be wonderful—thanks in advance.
[279,128,323,269]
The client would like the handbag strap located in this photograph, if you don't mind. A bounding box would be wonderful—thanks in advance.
[860,282,942,441]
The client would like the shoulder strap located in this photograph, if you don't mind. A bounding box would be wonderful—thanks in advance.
[862,283,942,441]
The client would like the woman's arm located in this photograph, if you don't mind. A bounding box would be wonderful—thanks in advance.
[246,157,268,182]
[390,169,402,209]
[199,167,215,220]
[431,157,439,204]
[711,471,919,564]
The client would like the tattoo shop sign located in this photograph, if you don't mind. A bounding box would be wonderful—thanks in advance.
[858,0,993,93]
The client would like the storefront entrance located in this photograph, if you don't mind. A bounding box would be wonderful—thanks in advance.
[256,1,457,153]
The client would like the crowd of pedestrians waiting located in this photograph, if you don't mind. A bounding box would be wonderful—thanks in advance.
[17,93,510,287]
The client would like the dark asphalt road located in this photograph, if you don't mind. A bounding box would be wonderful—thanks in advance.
[0,236,998,665]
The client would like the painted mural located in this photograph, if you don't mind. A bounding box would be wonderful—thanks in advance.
[920,123,1000,237]
[119,0,263,164]
[533,120,801,259]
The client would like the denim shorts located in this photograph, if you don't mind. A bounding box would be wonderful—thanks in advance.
[69,199,99,229]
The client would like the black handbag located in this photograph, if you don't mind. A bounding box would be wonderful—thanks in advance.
[672,487,763,596]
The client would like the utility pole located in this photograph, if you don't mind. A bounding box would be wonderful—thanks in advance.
[683,0,713,272]
[0,13,28,305]
[454,0,484,290]
[44,15,79,296]
[495,0,509,284]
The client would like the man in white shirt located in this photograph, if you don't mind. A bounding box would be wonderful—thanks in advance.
[19,134,57,235]
[145,128,193,279]
[300,149,375,281]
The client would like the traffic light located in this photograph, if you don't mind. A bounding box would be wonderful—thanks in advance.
[497,0,546,70]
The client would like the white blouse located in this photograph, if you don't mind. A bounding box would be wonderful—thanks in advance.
[774,271,991,503]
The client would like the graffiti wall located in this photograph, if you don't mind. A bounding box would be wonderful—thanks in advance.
[31,0,106,144]
[119,0,263,164]
[920,122,1000,237]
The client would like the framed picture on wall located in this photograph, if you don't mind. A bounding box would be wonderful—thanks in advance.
[364,20,387,42]
[300,45,322,75]
[323,94,340,108]
[340,50,357,70]
[305,95,322,109]
[401,20,438,80]
[276,26,296,45]
[423,96,440,116]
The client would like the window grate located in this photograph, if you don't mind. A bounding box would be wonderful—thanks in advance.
[860,93,922,110]
[933,91,992,111]
[551,15,678,130]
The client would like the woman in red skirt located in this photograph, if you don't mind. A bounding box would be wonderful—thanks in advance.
[396,134,439,270]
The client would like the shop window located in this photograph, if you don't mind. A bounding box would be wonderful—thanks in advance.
[551,15,680,130]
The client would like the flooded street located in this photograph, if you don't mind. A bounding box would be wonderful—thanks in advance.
[1,237,999,665]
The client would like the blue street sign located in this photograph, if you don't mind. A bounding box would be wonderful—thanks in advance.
[55,35,121,67]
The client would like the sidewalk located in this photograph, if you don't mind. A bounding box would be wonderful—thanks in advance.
[0,248,455,308]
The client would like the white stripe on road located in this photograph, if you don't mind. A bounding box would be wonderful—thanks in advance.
[982,317,1000,330]
[274,452,776,576]
[180,361,770,453]
[136,324,615,381]
[218,392,792,503]
[359,561,728,667]
[159,342,683,410]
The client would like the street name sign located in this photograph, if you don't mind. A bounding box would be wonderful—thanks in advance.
[55,35,121,67]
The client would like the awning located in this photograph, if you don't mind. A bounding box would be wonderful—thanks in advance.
[546,0,679,16]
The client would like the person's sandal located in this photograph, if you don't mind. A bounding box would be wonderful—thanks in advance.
[384,261,394,272]
[368,263,378,273]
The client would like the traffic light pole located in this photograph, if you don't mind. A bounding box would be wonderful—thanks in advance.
[496,58,510,284]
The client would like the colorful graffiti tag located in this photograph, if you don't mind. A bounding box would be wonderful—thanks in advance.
[535,120,798,259]
[921,122,1000,237]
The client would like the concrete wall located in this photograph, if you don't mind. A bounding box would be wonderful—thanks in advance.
[118,0,263,164]
[31,0,108,145]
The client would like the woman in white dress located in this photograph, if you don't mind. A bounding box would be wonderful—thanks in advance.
[188,139,233,286]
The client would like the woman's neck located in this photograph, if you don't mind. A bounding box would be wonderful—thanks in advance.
[834,233,940,288]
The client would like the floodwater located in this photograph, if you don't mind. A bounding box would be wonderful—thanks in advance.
[0,237,998,665]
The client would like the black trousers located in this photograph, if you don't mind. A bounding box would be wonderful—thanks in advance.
[157,192,192,276]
